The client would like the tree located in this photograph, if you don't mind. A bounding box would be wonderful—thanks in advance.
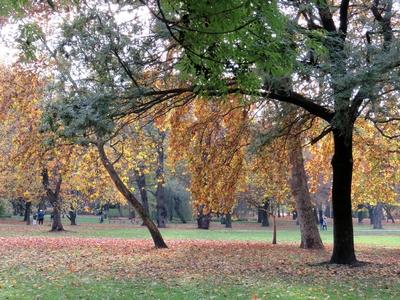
[288,133,324,249]
[146,0,400,264]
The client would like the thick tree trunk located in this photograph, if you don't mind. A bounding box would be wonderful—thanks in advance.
[51,205,64,231]
[288,135,324,249]
[329,131,357,264]
[25,201,31,225]
[98,143,167,248]
[373,203,383,229]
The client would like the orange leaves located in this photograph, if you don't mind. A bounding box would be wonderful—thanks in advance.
[0,236,399,287]
[168,98,249,214]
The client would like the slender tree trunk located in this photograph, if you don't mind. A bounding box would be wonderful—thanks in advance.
[272,214,277,244]
[97,143,167,248]
[329,131,357,264]
[288,135,324,249]
[135,169,150,217]
[155,131,168,228]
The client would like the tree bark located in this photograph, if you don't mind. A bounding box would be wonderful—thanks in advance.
[97,143,167,248]
[288,134,324,249]
[42,168,64,231]
[329,131,357,264]
[51,204,64,231]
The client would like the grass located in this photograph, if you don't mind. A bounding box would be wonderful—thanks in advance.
[0,217,399,299]
[2,216,400,247]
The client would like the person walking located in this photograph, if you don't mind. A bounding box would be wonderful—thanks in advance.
[37,210,45,225]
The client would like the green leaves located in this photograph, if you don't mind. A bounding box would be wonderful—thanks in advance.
[162,0,295,91]
[16,22,43,61]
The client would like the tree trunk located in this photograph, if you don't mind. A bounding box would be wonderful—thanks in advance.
[135,166,150,220]
[155,131,168,228]
[68,210,77,225]
[329,131,357,264]
[272,214,277,244]
[373,203,383,229]
[288,134,324,249]
[97,143,167,248]
[225,213,232,228]
[25,201,31,225]
[51,204,64,231]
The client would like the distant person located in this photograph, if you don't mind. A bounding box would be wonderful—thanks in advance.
[322,216,328,231]
[32,213,37,225]
[319,216,324,230]
[37,210,45,225]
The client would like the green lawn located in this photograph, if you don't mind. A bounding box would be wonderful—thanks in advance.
[0,218,399,299]
[2,216,399,247]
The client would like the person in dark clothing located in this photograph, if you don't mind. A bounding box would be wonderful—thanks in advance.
[37,210,45,225]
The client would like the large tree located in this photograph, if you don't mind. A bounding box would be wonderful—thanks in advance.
[141,0,400,264]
